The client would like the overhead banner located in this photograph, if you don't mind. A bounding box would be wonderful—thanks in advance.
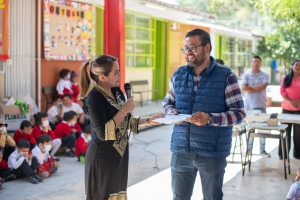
[44,0,95,61]
[0,0,9,61]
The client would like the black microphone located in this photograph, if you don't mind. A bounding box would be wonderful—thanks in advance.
[124,83,131,100]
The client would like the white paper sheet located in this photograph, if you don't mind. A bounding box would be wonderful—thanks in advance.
[153,114,191,124]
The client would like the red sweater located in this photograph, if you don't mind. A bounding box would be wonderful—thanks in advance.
[32,125,56,140]
[71,83,80,103]
[13,129,36,145]
[54,122,71,139]
[75,135,89,157]
[0,159,8,169]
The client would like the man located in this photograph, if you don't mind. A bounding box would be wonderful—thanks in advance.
[60,94,89,130]
[163,28,245,200]
[241,56,271,157]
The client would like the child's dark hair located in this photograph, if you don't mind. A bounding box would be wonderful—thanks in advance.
[37,134,52,144]
[84,125,91,134]
[59,69,70,78]
[63,111,77,121]
[17,139,31,149]
[20,120,32,129]
[62,93,72,100]
[34,112,48,126]
[52,95,61,104]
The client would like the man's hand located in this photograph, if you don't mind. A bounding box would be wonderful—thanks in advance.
[186,112,209,126]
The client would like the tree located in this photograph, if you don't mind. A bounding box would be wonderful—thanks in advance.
[256,24,300,72]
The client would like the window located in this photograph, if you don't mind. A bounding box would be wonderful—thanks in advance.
[125,13,154,68]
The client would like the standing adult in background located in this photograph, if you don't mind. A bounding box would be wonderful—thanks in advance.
[163,28,245,200]
[241,55,271,157]
[216,58,224,65]
[79,55,162,200]
[279,59,300,159]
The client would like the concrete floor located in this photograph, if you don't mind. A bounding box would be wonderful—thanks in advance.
[0,102,299,200]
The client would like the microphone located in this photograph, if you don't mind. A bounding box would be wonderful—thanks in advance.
[124,83,131,100]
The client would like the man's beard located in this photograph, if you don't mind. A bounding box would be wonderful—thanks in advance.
[185,53,206,68]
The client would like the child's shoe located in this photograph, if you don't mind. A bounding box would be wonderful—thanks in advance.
[65,150,75,157]
[28,175,39,184]
[51,167,58,174]
[3,174,16,182]
[33,173,44,182]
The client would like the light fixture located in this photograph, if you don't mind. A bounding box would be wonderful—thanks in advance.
[145,3,165,11]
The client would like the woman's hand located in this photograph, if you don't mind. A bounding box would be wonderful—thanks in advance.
[149,114,165,125]
[122,97,135,114]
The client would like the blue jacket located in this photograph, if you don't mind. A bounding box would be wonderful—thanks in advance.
[171,57,233,158]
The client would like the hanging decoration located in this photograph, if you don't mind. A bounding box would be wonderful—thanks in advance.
[0,0,9,61]
[44,0,95,61]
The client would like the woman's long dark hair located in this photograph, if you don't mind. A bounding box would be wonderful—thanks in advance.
[284,59,300,88]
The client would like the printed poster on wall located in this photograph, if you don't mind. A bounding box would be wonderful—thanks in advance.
[0,0,9,61]
[44,0,95,61]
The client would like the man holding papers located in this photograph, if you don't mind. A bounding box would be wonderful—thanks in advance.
[162,28,245,200]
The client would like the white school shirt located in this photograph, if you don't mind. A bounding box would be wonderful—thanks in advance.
[8,150,32,169]
[32,145,50,164]
[56,79,72,95]
[62,102,83,116]
[47,105,60,124]
[286,183,300,200]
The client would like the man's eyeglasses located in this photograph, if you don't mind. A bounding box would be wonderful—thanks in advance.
[181,44,206,54]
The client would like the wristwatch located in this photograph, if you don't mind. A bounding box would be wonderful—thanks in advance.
[208,113,213,125]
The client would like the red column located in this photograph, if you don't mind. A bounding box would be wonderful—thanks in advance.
[104,0,125,90]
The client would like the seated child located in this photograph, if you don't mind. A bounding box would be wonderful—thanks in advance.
[13,120,36,149]
[70,70,80,103]
[8,139,43,184]
[47,95,63,130]
[32,134,59,178]
[68,110,83,139]
[54,111,77,157]
[32,112,62,161]
[286,168,300,200]
[75,125,91,161]
[0,119,16,161]
[56,68,73,97]
[0,146,16,187]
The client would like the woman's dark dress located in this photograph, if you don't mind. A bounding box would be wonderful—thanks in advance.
[85,86,134,200]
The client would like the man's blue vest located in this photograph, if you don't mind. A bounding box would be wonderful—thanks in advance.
[171,57,233,158]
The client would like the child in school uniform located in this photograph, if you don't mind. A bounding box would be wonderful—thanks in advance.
[32,134,59,178]
[69,110,83,139]
[54,111,77,157]
[56,68,73,97]
[32,112,62,161]
[47,95,63,130]
[0,146,16,187]
[8,139,43,184]
[286,168,300,200]
[0,119,16,161]
[13,120,36,149]
[70,70,80,103]
[75,125,91,161]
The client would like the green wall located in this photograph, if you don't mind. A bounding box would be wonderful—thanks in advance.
[153,20,168,99]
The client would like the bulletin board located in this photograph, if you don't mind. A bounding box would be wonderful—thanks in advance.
[44,0,95,61]
[0,0,9,61]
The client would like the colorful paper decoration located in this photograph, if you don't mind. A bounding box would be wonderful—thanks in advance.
[43,0,95,61]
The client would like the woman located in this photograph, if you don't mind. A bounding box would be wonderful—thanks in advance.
[79,55,162,200]
[279,59,300,159]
